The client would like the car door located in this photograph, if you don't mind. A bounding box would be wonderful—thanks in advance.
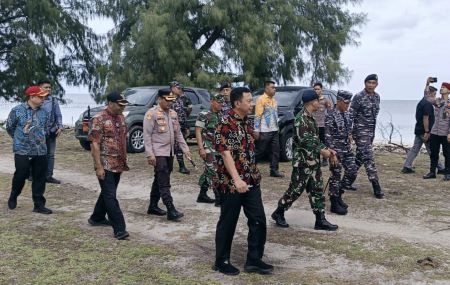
[184,90,209,137]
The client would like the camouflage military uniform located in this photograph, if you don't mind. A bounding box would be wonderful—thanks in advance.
[349,89,380,182]
[220,101,232,117]
[278,108,326,214]
[172,94,193,166]
[195,109,220,194]
[325,108,357,197]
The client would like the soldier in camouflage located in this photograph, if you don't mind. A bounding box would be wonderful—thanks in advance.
[219,81,232,115]
[170,80,193,175]
[271,89,338,231]
[348,74,384,199]
[195,93,224,206]
[325,90,357,215]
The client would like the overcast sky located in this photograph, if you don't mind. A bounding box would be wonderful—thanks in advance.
[67,0,448,100]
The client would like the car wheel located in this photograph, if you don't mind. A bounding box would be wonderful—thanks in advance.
[79,140,91,151]
[128,125,144,153]
[280,132,293,162]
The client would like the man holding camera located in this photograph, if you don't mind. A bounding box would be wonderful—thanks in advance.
[402,77,444,174]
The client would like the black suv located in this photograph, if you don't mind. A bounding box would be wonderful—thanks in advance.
[253,86,337,161]
[74,86,211,152]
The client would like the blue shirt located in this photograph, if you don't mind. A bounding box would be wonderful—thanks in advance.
[42,95,63,133]
[5,102,49,155]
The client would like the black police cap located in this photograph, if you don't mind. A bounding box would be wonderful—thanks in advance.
[158,88,172,97]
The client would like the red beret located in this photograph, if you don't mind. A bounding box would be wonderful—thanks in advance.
[441,82,450,90]
[25,86,48,97]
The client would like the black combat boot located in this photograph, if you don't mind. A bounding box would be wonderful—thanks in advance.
[371,180,384,199]
[337,191,348,209]
[147,200,167,216]
[271,207,289,228]
[314,212,338,231]
[178,159,190,175]
[166,202,184,221]
[197,186,215,203]
[330,196,347,215]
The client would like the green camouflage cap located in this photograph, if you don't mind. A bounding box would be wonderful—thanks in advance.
[210,93,224,103]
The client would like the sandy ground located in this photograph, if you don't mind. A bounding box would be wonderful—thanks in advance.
[2,145,450,285]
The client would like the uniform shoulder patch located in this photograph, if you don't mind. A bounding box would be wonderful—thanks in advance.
[145,111,153,120]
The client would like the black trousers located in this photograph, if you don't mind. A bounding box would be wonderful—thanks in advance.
[215,185,267,263]
[255,131,280,171]
[429,134,450,174]
[150,156,174,206]
[11,154,47,207]
[91,170,126,234]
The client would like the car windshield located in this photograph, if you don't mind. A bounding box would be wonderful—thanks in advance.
[254,90,299,107]
[123,88,158,105]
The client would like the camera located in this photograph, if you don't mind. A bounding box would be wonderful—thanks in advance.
[430,77,438,83]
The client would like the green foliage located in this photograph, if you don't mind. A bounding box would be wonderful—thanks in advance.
[105,0,366,94]
[0,0,105,101]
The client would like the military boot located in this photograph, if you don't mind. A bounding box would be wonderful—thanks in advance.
[337,192,348,209]
[330,196,347,215]
[166,202,184,221]
[314,212,338,231]
[147,199,167,216]
[271,207,289,228]
[197,186,215,204]
[177,158,190,175]
[371,180,384,199]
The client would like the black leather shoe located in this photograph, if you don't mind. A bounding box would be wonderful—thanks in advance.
[88,218,111,227]
[147,205,167,216]
[33,206,53,214]
[197,193,215,204]
[167,208,184,221]
[401,167,414,174]
[7,196,17,210]
[46,177,61,184]
[270,170,285,178]
[444,174,450,181]
[271,208,289,228]
[244,259,274,274]
[213,261,240,275]
[437,169,446,175]
[423,172,436,179]
[114,231,129,240]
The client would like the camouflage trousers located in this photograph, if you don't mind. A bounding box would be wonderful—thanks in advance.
[329,149,358,197]
[199,152,219,195]
[278,166,325,214]
[174,128,188,163]
[354,136,378,181]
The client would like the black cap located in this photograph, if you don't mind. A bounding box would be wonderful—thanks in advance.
[219,81,232,91]
[337,90,353,103]
[264,79,276,85]
[157,88,176,101]
[429,86,438,92]
[302,89,319,103]
[364,74,378,83]
[107,91,129,106]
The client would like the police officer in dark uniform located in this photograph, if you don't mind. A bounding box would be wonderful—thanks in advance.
[170,80,193,174]
[325,90,357,215]
[349,74,384,199]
